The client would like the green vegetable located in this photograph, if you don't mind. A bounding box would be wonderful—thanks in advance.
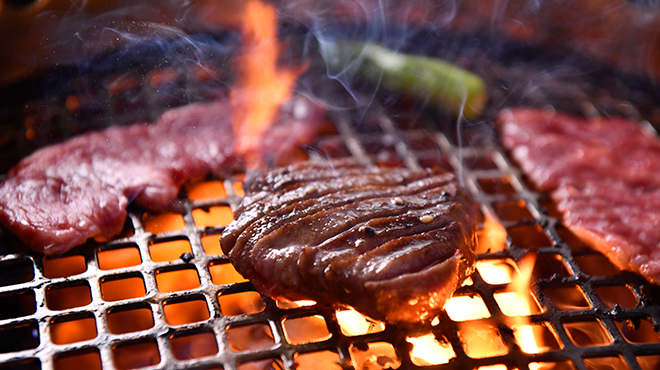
[328,41,488,118]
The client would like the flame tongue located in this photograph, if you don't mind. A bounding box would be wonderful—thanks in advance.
[231,0,301,167]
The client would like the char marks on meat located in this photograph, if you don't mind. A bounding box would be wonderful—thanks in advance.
[0,96,324,256]
[221,160,479,324]
[497,108,660,284]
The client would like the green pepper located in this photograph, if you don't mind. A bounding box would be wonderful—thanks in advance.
[328,41,488,118]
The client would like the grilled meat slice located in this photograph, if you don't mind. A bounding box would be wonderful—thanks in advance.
[0,95,324,256]
[221,160,479,324]
[497,108,660,284]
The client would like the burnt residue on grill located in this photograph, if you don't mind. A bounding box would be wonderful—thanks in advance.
[2,23,660,370]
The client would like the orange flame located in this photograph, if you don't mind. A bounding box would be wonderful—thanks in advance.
[478,216,508,253]
[231,0,301,166]
[407,333,455,366]
[504,252,543,353]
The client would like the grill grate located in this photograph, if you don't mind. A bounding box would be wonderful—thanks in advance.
[3,33,660,370]
[3,103,660,370]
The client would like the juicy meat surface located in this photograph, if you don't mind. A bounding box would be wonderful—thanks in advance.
[497,108,660,283]
[221,160,479,324]
[0,96,324,256]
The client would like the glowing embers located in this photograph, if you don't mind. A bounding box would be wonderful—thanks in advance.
[276,299,316,309]
[512,323,562,354]
[457,322,508,359]
[295,351,343,370]
[53,349,102,370]
[97,244,142,270]
[170,329,219,360]
[406,333,455,366]
[43,255,86,278]
[543,285,591,311]
[477,217,508,254]
[112,339,161,370]
[563,319,613,347]
[210,261,248,285]
[583,356,628,369]
[163,296,210,326]
[336,307,385,336]
[46,282,92,310]
[232,180,245,197]
[476,258,520,285]
[529,361,576,370]
[477,366,508,370]
[283,315,331,345]
[186,180,227,201]
[201,233,224,255]
[494,291,541,317]
[218,291,265,316]
[616,317,660,344]
[226,323,275,352]
[238,358,283,370]
[107,304,154,334]
[155,267,200,293]
[149,239,192,262]
[93,218,135,243]
[50,314,97,344]
[349,342,401,370]
[638,355,660,370]
[192,205,233,228]
[142,212,185,234]
[594,284,638,309]
[445,295,490,321]
[100,274,146,302]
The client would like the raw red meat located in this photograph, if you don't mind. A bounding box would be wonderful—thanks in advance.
[497,108,660,283]
[0,95,324,256]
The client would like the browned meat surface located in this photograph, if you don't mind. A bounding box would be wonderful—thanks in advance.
[0,95,324,256]
[497,108,660,283]
[221,160,479,324]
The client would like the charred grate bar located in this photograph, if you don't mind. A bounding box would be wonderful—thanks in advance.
[2,37,660,370]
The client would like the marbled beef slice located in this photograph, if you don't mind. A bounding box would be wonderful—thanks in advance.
[497,108,660,284]
[0,95,324,256]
